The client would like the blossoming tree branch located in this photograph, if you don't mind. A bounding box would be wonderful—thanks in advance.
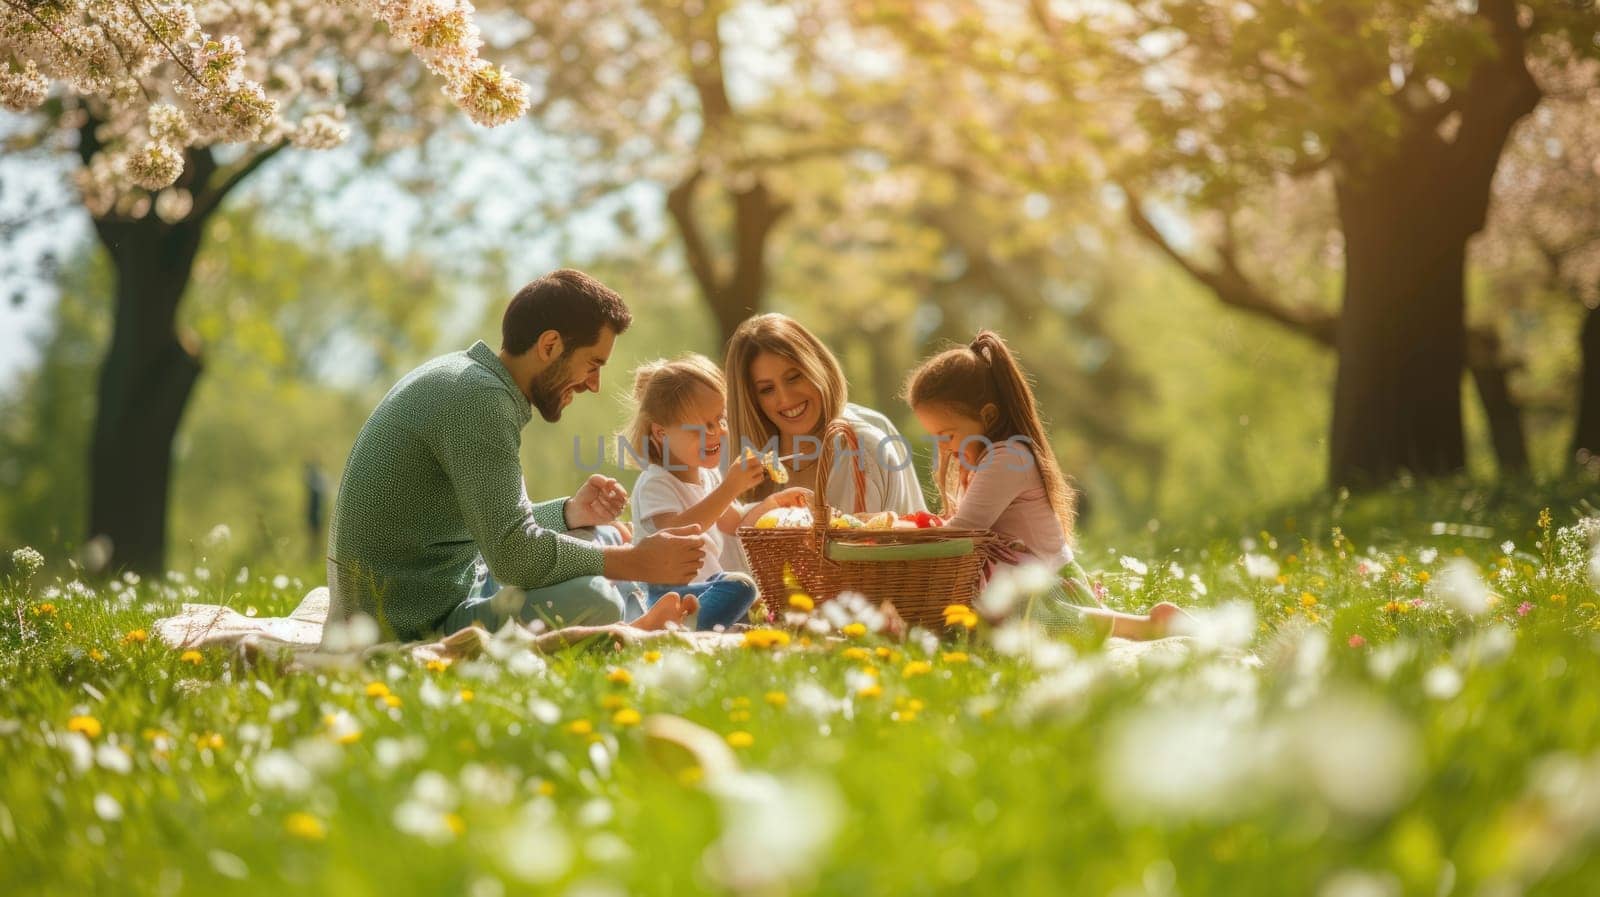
[1,0,530,207]
[0,0,546,572]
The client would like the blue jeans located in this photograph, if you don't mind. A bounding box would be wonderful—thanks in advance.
[646,572,758,631]
[442,525,648,634]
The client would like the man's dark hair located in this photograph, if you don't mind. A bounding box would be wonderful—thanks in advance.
[502,269,632,356]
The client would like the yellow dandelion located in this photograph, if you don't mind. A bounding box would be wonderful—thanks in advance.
[764,691,788,707]
[536,780,556,797]
[284,812,326,841]
[728,709,751,722]
[425,659,451,673]
[600,694,627,711]
[364,681,391,698]
[605,667,632,685]
[566,719,594,736]
[1383,601,1402,614]
[179,650,204,665]
[121,629,148,645]
[1276,574,1289,586]
[88,648,105,662]
[383,694,402,709]
[444,813,466,835]
[841,622,867,637]
[902,660,933,678]
[742,629,791,649]
[458,689,474,703]
[1551,593,1567,605]
[643,650,662,664]
[1300,592,1317,608]
[612,708,641,727]
[30,603,57,617]
[726,731,754,749]
[942,605,978,629]
[195,732,224,751]
[842,647,872,662]
[941,651,970,664]
[67,715,102,739]
[788,593,815,612]
[856,683,883,699]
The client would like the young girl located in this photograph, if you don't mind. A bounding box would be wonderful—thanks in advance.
[905,331,1183,640]
[626,354,812,630]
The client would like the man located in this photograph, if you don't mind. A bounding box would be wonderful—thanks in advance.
[325,269,706,642]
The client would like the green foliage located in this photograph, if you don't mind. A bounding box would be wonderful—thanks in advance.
[4,488,1600,895]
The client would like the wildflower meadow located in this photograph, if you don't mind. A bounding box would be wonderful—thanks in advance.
[5,483,1600,897]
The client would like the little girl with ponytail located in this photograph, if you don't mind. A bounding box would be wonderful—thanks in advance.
[904,331,1183,639]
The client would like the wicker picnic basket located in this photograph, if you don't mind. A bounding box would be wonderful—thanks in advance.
[737,420,996,628]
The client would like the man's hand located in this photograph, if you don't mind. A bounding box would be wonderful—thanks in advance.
[566,474,628,529]
[604,524,705,584]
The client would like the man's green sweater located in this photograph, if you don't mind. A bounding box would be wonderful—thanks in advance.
[326,341,605,640]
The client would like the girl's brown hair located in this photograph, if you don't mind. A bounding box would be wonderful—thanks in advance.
[723,313,849,500]
[624,353,725,468]
[903,330,1076,537]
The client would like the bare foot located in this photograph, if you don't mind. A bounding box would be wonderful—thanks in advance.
[1146,601,1189,637]
[634,592,698,631]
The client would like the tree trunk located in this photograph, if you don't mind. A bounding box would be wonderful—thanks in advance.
[1329,182,1469,485]
[1467,328,1529,475]
[1572,303,1600,465]
[86,215,207,574]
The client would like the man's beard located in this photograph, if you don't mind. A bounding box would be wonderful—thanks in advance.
[529,356,575,422]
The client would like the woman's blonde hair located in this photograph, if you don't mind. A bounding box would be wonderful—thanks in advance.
[623,353,725,468]
[723,313,849,500]
[903,330,1076,538]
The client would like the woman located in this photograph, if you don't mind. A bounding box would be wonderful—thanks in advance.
[724,313,927,516]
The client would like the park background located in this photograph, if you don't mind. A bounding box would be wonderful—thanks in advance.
[3,2,1598,578]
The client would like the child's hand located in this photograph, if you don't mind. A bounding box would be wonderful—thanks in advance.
[768,487,813,508]
[725,452,769,493]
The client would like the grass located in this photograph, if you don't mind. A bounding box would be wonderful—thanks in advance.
[4,482,1600,896]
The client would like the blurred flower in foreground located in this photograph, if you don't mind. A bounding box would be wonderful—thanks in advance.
[703,772,841,892]
[1434,559,1489,616]
[1101,699,1270,820]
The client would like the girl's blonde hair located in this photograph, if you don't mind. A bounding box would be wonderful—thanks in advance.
[723,313,849,501]
[624,353,725,468]
[903,330,1076,538]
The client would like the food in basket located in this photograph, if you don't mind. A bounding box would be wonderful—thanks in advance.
[899,510,943,528]
[754,507,813,529]
[739,446,789,484]
[750,507,870,529]
[861,511,897,530]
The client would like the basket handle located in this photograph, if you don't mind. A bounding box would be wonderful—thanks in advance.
[811,419,865,551]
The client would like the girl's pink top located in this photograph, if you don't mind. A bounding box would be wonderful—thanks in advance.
[946,440,1070,568]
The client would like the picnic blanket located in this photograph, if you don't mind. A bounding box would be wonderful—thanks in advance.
[152,586,745,668]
